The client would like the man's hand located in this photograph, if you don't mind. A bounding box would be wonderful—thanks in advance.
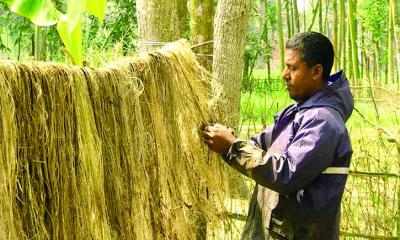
[201,124,237,155]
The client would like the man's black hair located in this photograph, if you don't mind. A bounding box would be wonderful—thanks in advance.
[285,32,334,81]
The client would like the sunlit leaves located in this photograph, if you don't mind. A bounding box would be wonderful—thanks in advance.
[0,0,107,65]
[0,0,61,26]
[357,0,388,42]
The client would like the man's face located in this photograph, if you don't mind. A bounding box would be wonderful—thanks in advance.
[281,49,321,102]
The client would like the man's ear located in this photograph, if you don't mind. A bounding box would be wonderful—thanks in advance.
[312,64,323,81]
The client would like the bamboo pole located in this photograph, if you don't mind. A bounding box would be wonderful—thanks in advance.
[293,0,300,33]
[318,0,322,33]
[339,0,346,70]
[277,0,285,72]
[388,0,395,85]
[333,0,338,71]
[348,0,360,82]
[285,0,292,37]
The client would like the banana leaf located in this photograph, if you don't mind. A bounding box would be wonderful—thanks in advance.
[0,0,106,66]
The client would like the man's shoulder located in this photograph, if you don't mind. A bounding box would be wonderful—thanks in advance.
[296,106,346,129]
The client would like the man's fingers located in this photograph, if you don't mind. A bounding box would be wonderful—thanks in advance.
[202,131,213,139]
[213,123,225,129]
[203,138,213,145]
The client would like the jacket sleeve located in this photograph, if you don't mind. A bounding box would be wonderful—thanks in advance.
[249,125,274,150]
[225,108,344,195]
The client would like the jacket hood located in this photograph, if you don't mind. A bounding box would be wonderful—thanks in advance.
[298,70,354,122]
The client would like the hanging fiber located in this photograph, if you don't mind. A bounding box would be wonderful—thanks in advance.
[0,40,228,240]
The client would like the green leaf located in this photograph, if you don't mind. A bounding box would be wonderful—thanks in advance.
[0,0,61,26]
[55,0,106,65]
[61,0,106,34]
[1,0,12,5]
[85,0,107,23]
[1,0,107,66]
[57,17,82,65]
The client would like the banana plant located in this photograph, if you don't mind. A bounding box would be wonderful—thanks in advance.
[0,0,106,65]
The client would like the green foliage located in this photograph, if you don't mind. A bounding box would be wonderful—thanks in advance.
[0,0,61,26]
[0,4,34,59]
[0,0,107,65]
[57,0,107,65]
[261,2,276,63]
[357,0,388,42]
[244,1,277,80]
[94,0,137,55]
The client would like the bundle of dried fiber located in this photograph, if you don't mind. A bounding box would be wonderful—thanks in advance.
[0,40,228,239]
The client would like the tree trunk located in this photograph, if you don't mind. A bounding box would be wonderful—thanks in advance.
[388,0,395,84]
[307,2,320,31]
[318,0,323,33]
[360,26,365,80]
[303,0,306,31]
[285,0,292,37]
[263,0,272,80]
[178,0,188,37]
[293,0,300,33]
[348,0,359,82]
[323,0,329,35]
[189,0,214,71]
[34,26,47,61]
[364,34,370,82]
[213,0,252,127]
[290,0,295,35]
[347,19,353,81]
[339,0,346,70]
[277,0,285,73]
[374,42,379,85]
[392,0,400,85]
[333,0,338,71]
[302,0,307,32]
[259,0,266,39]
[360,26,366,80]
[136,0,180,53]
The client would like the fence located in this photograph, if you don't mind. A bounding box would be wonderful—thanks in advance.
[242,77,284,92]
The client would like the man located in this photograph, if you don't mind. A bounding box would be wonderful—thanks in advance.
[202,32,354,239]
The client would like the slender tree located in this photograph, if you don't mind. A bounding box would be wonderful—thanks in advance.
[348,0,360,82]
[388,0,396,84]
[339,0,346,71]
[178,0,188,37]
[34,26,47,61]
[374,42,379,85]
[347,17,353,81]
[276,0,285,73]
[307,1,320,31]
[285,0,292,37]
[360,25,365,79]
[392,0,400,85]
[213,0,252,127]
[290,0,295,35]
[262,0,275,80]
[189,0,214,71]
[333,0,339,71]
[293,0,300,33]
[323,0,329,35]
[303,0,306,31]
[318,0,323,33]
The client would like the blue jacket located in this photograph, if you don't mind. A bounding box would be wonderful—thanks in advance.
[225,70,354,239]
